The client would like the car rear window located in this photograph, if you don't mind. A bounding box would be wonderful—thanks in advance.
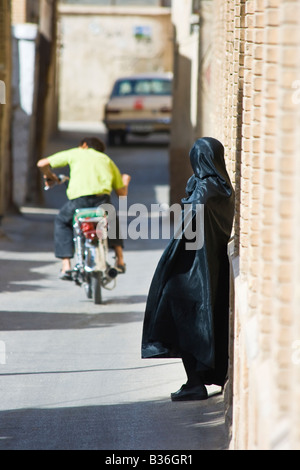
[111,78,172,97]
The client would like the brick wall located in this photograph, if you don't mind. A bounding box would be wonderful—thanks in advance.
[11,0,38,24]
[11,0,27,23]
[209,0,300,450]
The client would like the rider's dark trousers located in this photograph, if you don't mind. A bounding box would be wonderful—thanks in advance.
[54,194,123,259]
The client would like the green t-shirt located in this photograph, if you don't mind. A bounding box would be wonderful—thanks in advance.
[48,147,124,200]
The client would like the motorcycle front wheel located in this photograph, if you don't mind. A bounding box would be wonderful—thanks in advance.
[92,271,102,304]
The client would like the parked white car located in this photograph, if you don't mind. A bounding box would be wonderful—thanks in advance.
[103,72,173,145]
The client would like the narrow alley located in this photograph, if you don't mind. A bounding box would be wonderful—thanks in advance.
[2,0,300,451]
[0,129,226,451]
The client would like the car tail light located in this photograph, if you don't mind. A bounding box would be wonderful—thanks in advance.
[81,221,97,240]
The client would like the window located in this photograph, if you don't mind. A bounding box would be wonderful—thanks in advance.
[112,78,172,97]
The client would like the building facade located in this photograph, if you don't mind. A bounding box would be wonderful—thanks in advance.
[211,0,300,450]
[10,0,58,206]
[58,1,173,123]
[0,0,12,218]
[171,0,300,450]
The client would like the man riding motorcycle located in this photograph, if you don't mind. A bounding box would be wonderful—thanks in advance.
[37,136,131,280]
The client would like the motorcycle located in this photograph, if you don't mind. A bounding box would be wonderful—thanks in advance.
[45,174,119,304]
[72,206,119,304]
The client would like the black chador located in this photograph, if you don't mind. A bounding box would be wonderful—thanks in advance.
[141,137,235,400]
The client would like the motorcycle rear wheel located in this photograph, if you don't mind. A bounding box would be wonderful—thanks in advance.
[84,273,92,299]
[92,271,102,304]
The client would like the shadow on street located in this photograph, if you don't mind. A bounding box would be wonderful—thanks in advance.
[0,127,228,451]
[0,396,226,450]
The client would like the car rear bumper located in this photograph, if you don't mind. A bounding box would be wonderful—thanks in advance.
[104,119,171,134]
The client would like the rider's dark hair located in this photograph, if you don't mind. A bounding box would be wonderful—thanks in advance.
[80,137,106,153]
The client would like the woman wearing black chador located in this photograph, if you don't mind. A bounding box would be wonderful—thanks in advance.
[141,137,235,401]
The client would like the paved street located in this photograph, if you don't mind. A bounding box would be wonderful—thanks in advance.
[0,127,227,450]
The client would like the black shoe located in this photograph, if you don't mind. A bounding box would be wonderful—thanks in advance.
[171,383,208,401]
[59,270,73,281]
[115,264,126,274]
